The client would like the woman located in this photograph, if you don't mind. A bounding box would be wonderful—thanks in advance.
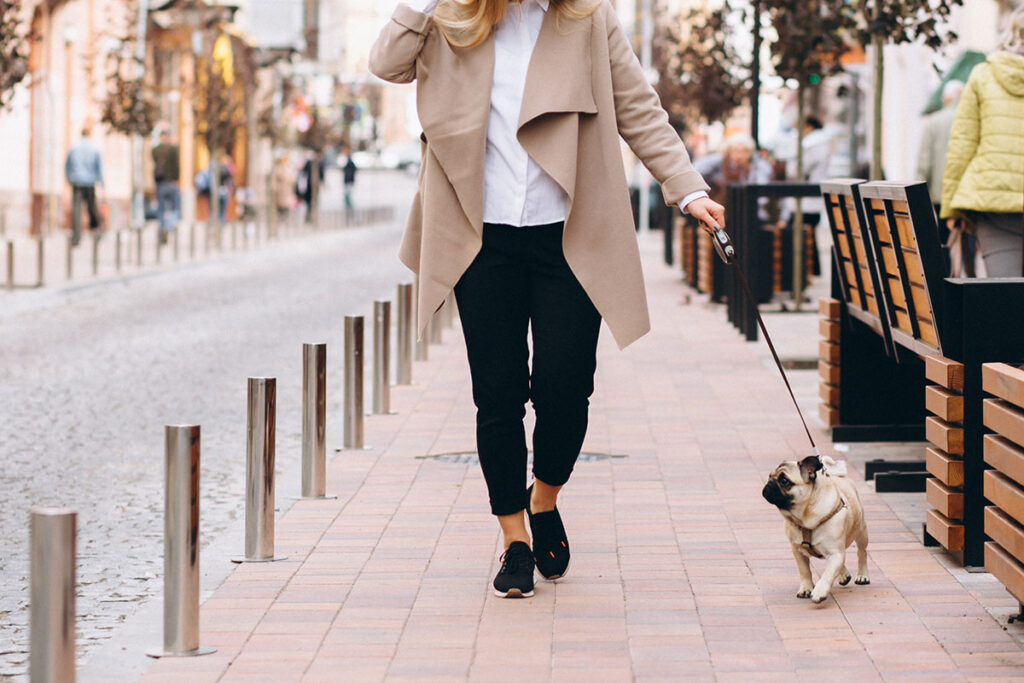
[370,0,723,598]
[941,8,1024,277]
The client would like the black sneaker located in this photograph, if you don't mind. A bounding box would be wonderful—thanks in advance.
[493,541,535,598]
[526,484,570,581]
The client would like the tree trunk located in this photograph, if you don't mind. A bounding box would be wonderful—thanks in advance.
[792,84,806,310]
[870,30,884,180]
[209,147,221,248]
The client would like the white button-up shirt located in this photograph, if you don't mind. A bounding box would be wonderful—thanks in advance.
[407,0,706,226]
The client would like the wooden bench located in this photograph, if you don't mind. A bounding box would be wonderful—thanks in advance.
[818,178,1024,568]
[818,180,925,442]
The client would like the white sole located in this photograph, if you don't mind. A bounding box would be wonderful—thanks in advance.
[493,587,534,598]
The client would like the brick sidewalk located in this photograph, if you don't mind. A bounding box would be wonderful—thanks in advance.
[138,243,1024,682]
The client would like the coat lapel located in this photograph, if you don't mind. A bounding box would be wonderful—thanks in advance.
[517,8,596,208]
[417,34,494,233]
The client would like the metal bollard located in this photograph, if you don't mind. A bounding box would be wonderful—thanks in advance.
[147,426,216,658]
[396,284,413,385]
[173,229,180,261]
[301,344,334,499]
[6,240,13,290]
[429,309,442,344]
[234,378,285,562]
[136,228,143,266]
[442,292,454,328]
[373,301,391,414]
[92,233,100,276]
[189,223,196,260]
[155,230,162,264]
[29,507,76,683]
[65,237,73,281]
[115,231,122,272]
[343,316,365,449]
[36,236,44,288]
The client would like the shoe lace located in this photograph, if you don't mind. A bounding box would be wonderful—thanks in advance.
[499,545,531,574]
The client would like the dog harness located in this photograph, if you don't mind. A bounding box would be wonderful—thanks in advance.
[796,494,847,559]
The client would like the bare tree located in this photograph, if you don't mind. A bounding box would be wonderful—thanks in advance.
[652,3,748,135]
[0,0,28,112]
[850,0,963,179]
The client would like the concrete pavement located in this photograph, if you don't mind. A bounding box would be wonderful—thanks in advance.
[132,235,1024,681]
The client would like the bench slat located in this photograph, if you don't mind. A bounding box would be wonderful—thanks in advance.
[985,541,1024,605]
[926,508,964,552]
[983,363,1024,409]
[925,385,964,423]
[985,506,1024,566]
[818,360,840,385]
[818,340,840,365]
[818,319,840,342]
[819,382,839,406]
[894,310,938,347]
[984,434,1024,486]
[818,403,839,427]
[818,297,841,319]
[983,399,1024,449]
[926,477,964,520]
[925,416,964,455]
[927,446,964,488]
[925,356,964,392]
[984,470,1024,526]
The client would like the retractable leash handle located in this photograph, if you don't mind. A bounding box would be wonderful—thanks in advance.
[704,224,820,456]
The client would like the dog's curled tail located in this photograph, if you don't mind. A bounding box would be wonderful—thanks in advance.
[821,456,848,477]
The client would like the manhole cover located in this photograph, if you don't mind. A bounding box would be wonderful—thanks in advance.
[417,451,627,465]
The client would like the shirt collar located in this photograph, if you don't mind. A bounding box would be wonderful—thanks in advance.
[523,0,549,12]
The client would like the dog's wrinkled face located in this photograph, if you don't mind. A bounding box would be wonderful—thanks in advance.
[762,456,823,511]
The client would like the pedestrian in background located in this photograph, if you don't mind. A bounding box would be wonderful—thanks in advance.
[941,7,1024,277]
[341,145,358,222]
[371,0,723,599]
[152,128,181,245]
[64,125,105,247]
[917,80,964,216]
[295,153,324,224]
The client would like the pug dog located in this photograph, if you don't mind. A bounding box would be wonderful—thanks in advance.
[762,455,869,603]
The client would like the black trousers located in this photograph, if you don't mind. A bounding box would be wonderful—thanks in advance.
[70,185,100,245]
[454,222,601,516]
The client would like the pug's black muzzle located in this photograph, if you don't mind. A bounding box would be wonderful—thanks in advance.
[762,479,791,510]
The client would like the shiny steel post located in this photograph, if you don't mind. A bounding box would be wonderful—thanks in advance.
[115,231,123,272]
[147,426,215,658]
[29,507,76,683]
[343,316,364,448]
[396,283,413,385]
[6,240,13,290]
[301,344,332,498]
[173,229,180,261]
[91,234,100,276]
[189,223,196,260]
[136,227,143,266]
[233,378,286,562]
[36,237,44,287]
[65,236,73,280]
[443,292,455,328]
[429,309,442,344]
[373,301,391,414]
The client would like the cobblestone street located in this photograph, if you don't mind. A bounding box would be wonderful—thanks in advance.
[0,170,416,679]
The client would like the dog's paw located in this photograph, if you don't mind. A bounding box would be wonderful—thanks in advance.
[810,588,829,604]
[854,575,870,585]
[796,588,812,599]
[839,573,852,586]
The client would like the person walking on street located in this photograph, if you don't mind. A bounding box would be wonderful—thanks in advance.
[152,128,181,245]
[342,146,358,223]
[370,0,723,599]
[271,153,295,226]
[295,153,324,224]
[65,126,104,247]
[941,8,1024,277]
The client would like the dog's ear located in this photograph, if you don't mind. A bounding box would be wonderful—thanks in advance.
[798,456,823,483]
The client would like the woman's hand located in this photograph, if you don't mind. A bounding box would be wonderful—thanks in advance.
[687,197,725,235]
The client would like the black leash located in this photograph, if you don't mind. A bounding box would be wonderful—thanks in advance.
[709,226,820,456]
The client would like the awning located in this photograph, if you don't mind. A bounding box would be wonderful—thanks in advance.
[923,50,987,115]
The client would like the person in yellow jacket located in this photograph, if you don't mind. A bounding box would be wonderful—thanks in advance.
[941,7,1024,277]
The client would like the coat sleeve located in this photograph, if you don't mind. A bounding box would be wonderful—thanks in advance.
[604,3,709,206]
[369,4,433,84]
[940,76,980,219]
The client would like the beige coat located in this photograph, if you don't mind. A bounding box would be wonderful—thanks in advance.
[369,0,708,348]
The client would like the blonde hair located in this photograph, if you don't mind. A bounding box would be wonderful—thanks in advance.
[433,0,599,49]
[1002,7,1024,54]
